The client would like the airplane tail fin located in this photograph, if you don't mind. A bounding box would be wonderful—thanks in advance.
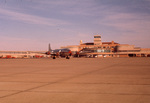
[48,43,52,52]
[46,43,52,55]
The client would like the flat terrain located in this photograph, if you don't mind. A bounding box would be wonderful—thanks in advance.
[0,58,150,103]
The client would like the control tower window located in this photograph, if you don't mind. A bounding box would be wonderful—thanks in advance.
[94,36,101,38]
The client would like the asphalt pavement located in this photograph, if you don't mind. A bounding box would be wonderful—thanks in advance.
[0,58,150,103]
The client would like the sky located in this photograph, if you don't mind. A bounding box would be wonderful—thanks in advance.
[0,0,150,51]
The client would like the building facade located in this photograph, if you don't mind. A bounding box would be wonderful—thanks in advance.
[61,35,150,57]
[0,51,48,59]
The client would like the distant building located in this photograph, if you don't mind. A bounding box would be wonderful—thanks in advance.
[94,35,102,45]
[61,35,120,53]
[61,35,150,57]
[0,51,48,59]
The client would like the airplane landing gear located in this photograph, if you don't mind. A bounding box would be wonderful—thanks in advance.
[66,56,70,59]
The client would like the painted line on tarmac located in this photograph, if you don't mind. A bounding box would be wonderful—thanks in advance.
[0,62,134,99]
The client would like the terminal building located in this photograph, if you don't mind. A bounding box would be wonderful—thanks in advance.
[0,51,48,59]
[61,35,150,57]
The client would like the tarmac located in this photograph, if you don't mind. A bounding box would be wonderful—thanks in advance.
[0,58,150,103]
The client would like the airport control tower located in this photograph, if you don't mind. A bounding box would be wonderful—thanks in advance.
[94,35,102,45]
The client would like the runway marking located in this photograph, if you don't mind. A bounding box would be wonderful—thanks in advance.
[25,91,150,96]
[0,60,149,99]
[0,81,150,85]
[1,90,150,96]
[0,63,121,99]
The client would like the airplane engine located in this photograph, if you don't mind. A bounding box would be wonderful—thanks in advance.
[46,51,51,55]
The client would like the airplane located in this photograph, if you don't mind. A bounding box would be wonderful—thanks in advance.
[45,44,72,59]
